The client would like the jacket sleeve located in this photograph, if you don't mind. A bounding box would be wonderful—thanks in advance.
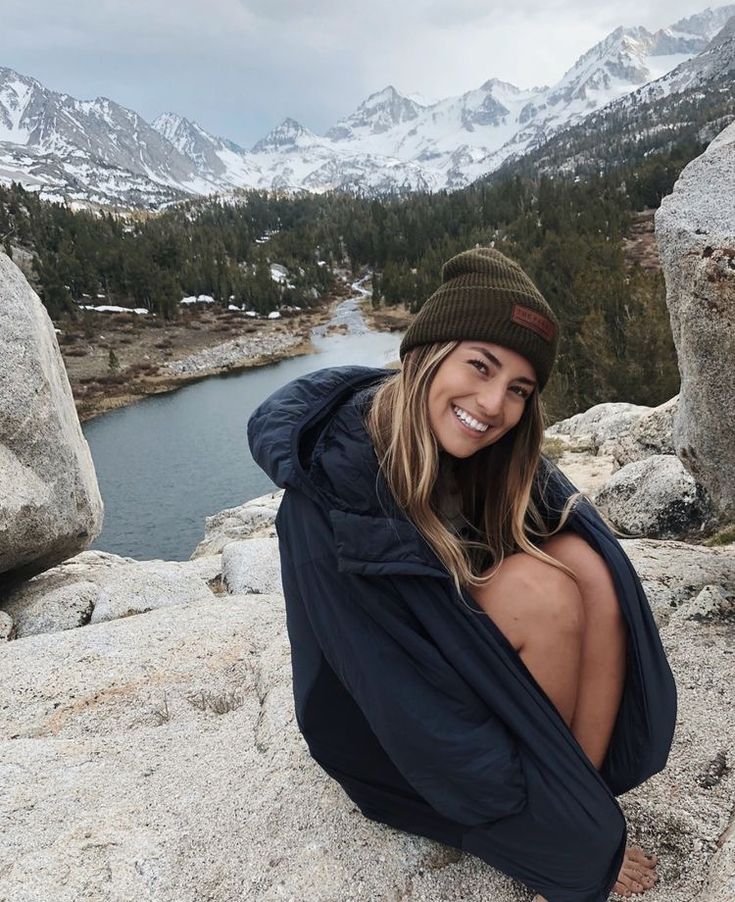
[282,503,528,827]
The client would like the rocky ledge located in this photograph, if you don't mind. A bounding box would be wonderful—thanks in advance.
[1,487,733,902]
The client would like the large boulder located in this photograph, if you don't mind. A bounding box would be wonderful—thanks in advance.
[594,454,710,539]
[655,121,735,518]
[0,253,103,582]
[222,538,283,595]
[546,402,650,455]
[191,490,282,557]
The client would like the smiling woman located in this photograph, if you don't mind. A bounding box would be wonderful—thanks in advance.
[248,247,676,902]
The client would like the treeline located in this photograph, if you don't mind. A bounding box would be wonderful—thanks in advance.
[0,140,698,417]
[0,188,335,318]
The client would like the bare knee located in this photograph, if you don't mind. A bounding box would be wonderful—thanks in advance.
[541,532,625,627]
[530,564,585,637]
[471,553,584,649]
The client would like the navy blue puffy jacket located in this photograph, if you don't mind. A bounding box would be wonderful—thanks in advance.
[248,366,677,902]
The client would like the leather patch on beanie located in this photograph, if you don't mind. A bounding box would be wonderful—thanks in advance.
[511,304,557,342]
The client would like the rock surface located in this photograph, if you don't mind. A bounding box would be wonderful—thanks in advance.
[546,402,651,455]
[0,550,216,638]
[621,537,735,627]
[1,492,733,902]
[222,538,283,595]
[0,594,522,902]
[192,491,281,557]
[595,454,710,539]
[655,120,735,518]
[613,396,678,469]
[0,252,103,582]
[0,609,15,640]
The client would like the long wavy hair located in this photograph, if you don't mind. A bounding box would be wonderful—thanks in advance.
[365,341,579,592]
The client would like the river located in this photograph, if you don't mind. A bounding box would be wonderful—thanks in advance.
[83,283,403,561]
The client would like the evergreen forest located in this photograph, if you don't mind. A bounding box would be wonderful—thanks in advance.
[0,138,702,419]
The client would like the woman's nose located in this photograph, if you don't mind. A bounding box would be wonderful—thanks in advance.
[476,383,505,419]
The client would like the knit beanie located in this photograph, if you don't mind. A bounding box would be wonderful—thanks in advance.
[399,247,559,389]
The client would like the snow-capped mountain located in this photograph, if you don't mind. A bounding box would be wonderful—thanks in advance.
[152,112,261,189]
[251,117,321,153]
[632,19,735,102]
[325,86,425,140]
[499,21,735,179]
[1,4,733,206]
[0,67,213,206]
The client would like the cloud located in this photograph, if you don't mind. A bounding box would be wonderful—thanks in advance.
[0,1,724,144]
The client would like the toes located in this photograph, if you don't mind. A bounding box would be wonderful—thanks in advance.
[626,862,656,881]
[616,873,646,895]
[626,846,658,869]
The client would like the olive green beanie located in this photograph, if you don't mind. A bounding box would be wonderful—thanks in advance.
[399,247,559,389]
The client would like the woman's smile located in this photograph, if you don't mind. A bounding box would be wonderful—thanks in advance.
[451,403,490,434]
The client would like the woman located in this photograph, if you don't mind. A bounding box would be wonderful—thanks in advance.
[248,248,677,902]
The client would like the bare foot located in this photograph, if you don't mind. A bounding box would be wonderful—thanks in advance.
[613,845,658,897]
[531,845,658,901]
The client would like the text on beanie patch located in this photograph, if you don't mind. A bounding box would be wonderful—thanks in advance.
[511,304,557,343]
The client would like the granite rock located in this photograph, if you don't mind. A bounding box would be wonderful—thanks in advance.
[613,396,678,469]
[655,121,735,517]
[546,402,651,455]
[0,252,103,581]
[192,491,282,557]
[0,535,733,902]
[595,454,710,539]
[1,550,216,638]
[222,538,283,595]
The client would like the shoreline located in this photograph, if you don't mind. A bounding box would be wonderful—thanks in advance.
[65,295,346,424]
[67,284,413,425]
[75,336,317,422]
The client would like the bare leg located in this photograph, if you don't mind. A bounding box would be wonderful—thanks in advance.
[470,552,585,726]
[470,539,658,898]
[539,533,627,769]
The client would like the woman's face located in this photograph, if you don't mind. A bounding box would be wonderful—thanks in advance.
[426,341,537,458]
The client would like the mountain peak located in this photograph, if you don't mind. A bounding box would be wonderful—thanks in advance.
[153,112,211,143]
[325,86,421,140]
[251,118,316,153]
[479,78,522,95]
[706,12,735,48]
[362,85,402,104]
[669,3,735,38]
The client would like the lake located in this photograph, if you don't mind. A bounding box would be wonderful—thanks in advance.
[83,290,403,561]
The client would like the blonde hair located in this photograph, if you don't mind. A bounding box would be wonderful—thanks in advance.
[365,341,579,593]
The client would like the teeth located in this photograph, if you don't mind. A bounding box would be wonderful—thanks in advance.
[452,405,488,433]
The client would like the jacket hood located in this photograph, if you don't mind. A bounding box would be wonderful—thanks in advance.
[248,365,392,503]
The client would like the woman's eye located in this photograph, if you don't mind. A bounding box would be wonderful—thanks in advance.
[510,385,530,399]
[468,358,488,374]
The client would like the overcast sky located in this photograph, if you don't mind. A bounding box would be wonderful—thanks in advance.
[0,1,726,147]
